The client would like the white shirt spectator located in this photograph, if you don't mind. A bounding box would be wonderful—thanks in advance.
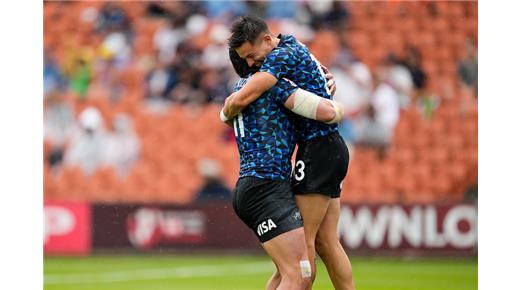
[388,64,413,108]
[371,82,400,131]
[201,25,230,69]
[331,61,372,116]
[64,107,109,176]
[154,24,187,65]
[104,114,141,177]
[101,32,131,66]
[148,67,169,98]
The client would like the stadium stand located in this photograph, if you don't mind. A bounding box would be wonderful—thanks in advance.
[44,1,477,205]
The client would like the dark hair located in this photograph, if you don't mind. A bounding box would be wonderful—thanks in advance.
[229,48,258,78]
[228,15,269,49]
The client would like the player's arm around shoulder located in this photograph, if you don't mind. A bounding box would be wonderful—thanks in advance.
[223,72,278,118]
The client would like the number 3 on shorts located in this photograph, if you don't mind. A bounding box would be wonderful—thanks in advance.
[295,160,305,181]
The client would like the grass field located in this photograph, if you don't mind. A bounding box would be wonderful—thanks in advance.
[44,254,477,290]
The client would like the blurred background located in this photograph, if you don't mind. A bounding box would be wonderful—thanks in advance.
[43,1,477,289]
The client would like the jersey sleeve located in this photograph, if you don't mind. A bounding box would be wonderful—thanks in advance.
[270,78,298,105]
[233,78,245,92]
[259,46,296,80]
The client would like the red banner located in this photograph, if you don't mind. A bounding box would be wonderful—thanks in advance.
[92,203,258,251]
[44,202,91,255]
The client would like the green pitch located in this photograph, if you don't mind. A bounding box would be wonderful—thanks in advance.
[44,254,477,290]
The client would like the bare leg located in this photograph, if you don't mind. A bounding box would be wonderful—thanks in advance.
[315,198,355,290]
[295,194,331,290]
[262,227,311,290]
[266,263,281,290]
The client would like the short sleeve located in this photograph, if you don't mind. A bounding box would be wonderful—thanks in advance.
[270,78,298,105]
[259,46,296,80]
[233,77,248,92]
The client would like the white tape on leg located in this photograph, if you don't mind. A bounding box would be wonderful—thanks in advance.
[299,260,312,278]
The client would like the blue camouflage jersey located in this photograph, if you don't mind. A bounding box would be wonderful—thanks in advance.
[233,76,298,180]
[259,34,339,143]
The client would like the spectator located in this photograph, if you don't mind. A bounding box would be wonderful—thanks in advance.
[368,61,401,144]
[385,54,414,108]
[154,18,188,65]
[400,46,439,119]
[95,3,132,36]
[199,68,230,104]
[355,104,391,152]
[401,45,427,92]
[201,25,230,70]
[244,1,268,18]
[47,147,65,174]
[416,93,440,120]
[105,114,141,177]
[304,0,350,30]
[100,30,132,68]
[44,91,75,171]
[458,37,478,97]
[331,55,373,143]
[145,58,177,101]
[195,159,232,202]
[69,58,92,100]
[44,91,75,146]
[44,50,66,96]
[64,107,109,176]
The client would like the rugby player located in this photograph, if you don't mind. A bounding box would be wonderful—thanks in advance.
[225,48,343,290]
[222,15,355,290]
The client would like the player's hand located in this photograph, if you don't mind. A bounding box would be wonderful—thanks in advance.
[321,65,337,96]
[222,93,237,120]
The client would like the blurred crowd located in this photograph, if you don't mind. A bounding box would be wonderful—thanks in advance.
[44,1,478,201]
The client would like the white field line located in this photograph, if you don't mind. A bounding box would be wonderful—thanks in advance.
[44,262,274,285]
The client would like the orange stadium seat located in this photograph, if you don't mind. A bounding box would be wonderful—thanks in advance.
[59,166,88,201]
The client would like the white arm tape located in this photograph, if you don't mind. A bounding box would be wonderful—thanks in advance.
[325,101,344,124]
[220,109,230,122]
[291,89,320,120]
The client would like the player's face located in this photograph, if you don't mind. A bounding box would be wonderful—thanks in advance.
[236,34,275,68]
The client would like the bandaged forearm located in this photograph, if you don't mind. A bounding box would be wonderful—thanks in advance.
[290,89,344,123]
[290,88,322,120]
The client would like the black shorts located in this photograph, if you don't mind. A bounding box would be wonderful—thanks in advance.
[292,132,350,198]
[232,176,303,243]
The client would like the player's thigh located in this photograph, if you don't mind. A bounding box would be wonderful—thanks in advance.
[262,227,310,276]
[233,177,303,243]
[295,194,330,240]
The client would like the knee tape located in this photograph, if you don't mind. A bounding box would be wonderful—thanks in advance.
[299,260,312,278]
